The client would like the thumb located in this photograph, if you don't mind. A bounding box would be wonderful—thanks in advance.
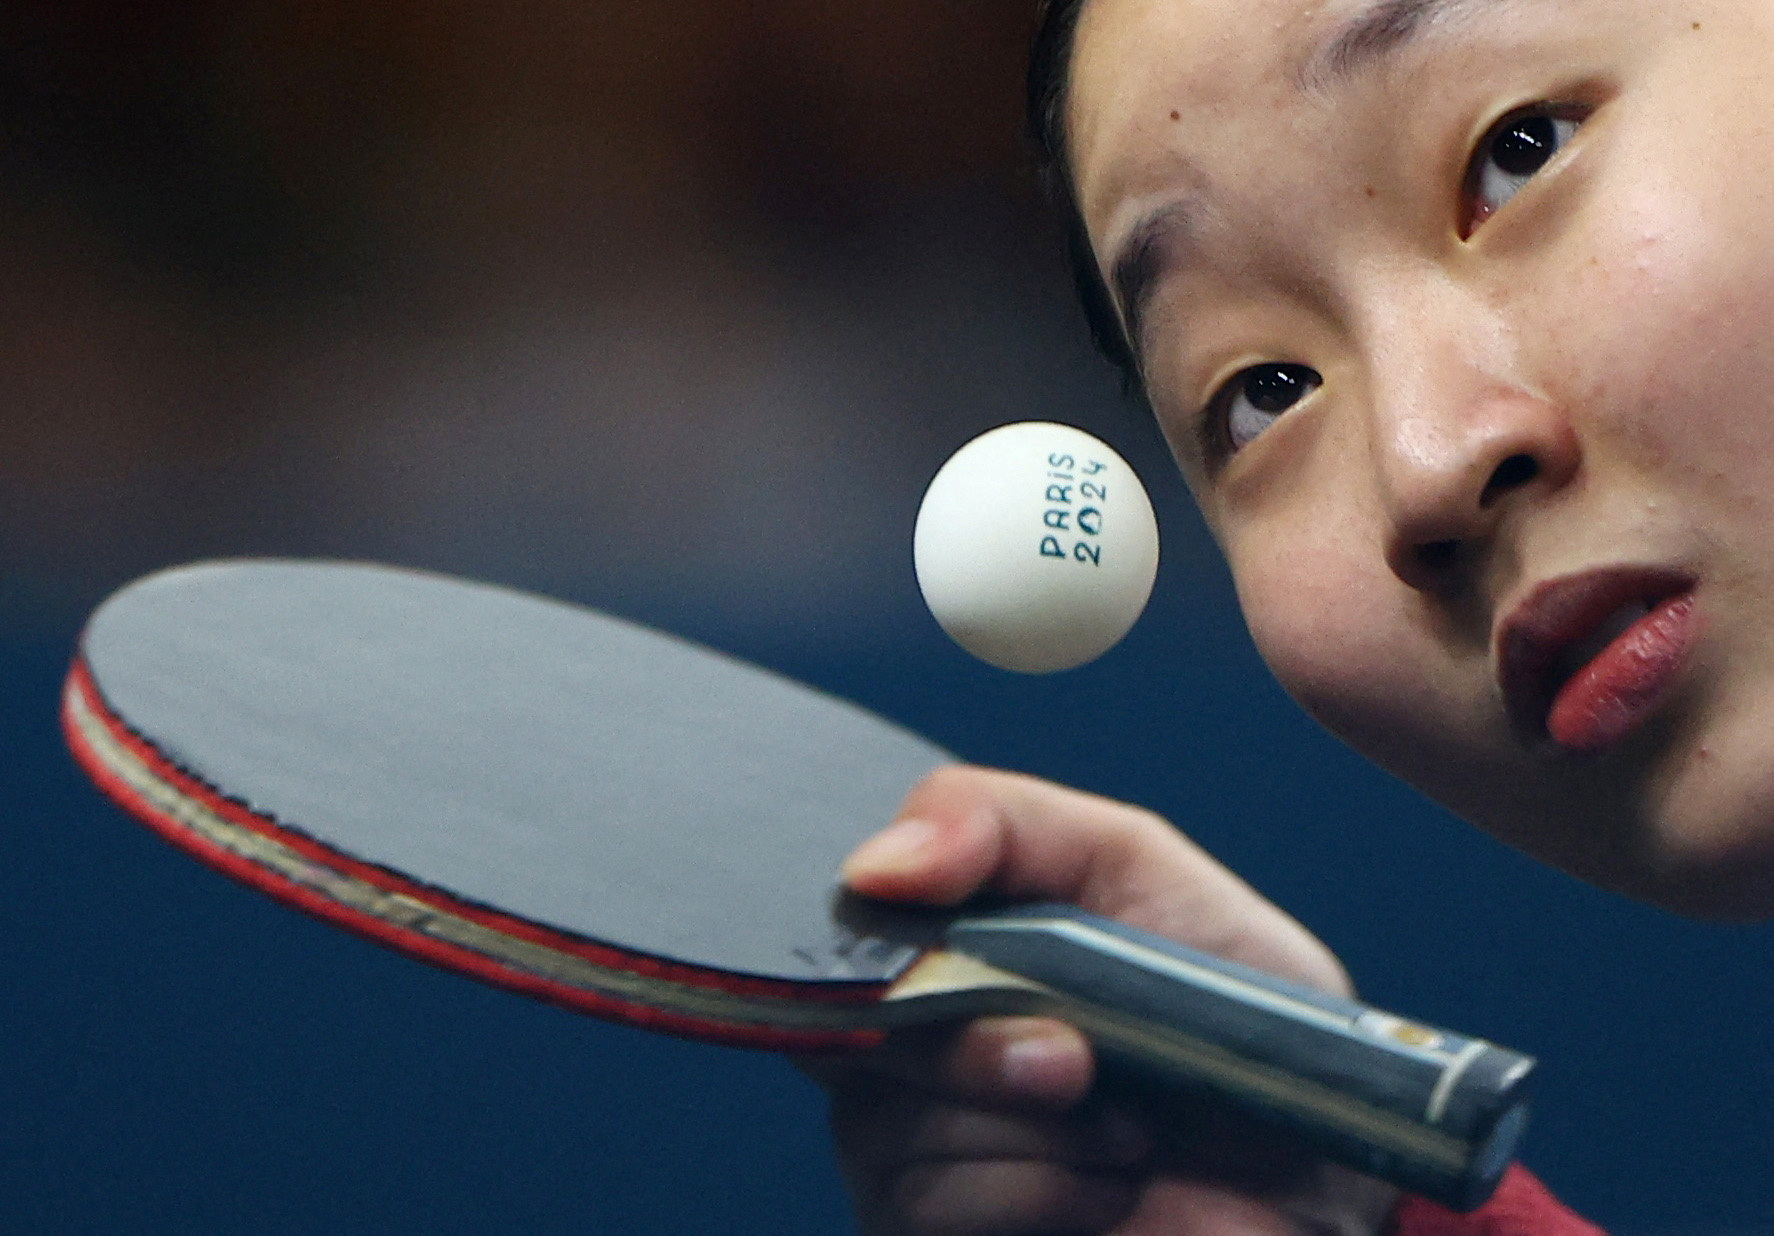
[843,765,1349,995]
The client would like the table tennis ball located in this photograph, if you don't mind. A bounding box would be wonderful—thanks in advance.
[914,421,1159,673]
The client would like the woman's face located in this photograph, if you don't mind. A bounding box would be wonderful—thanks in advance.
[1066,0,1774,916]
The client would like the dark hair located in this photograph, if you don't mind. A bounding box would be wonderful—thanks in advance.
[1027,0,1140,385]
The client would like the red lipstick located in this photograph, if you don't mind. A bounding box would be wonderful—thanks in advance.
[1497,570,1699,754]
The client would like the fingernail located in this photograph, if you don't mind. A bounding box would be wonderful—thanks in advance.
[843,818,940,879]
[999,1028,1080,1098]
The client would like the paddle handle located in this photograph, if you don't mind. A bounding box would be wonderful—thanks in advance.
[945,904,1533,1211]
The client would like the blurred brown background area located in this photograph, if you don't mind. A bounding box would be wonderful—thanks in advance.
[0,0,1179,633]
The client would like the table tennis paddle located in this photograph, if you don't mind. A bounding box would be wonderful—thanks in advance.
[63,559,1533,1210]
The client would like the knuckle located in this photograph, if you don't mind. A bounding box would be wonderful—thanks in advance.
[1111,802,1179,856]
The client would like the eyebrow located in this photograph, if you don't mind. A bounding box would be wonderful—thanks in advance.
[1105,0,1506,353]
[1303,0,1505,92]
[1108,202,1191,367]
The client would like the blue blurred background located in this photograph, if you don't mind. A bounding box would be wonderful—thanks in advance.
[5,3,1773,1232]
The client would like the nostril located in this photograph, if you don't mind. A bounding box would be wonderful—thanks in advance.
[1481,453,1540,506]
[1416,539,1461,573]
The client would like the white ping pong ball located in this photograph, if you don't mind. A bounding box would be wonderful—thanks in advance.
[914,421,1159,673]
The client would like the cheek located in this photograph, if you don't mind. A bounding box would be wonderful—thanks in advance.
[1636,256,1774,471]
[1229,531,1409,731]
[1560,111,1774,484]
[1227,517,1493,786]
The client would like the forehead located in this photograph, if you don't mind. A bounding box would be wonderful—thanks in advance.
[1065,0,1524,237]
[1068,0,1328,217]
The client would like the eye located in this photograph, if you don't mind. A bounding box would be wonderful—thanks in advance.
[1210,363,1321,455]
[1465,109,1580,232]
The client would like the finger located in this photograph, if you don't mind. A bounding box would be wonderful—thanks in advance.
[827,1088,1151,1174]
[889,1160,1140,1236]
[1102,1179,1305,1236]
[1099,1165,1397,1236]
[902,1104,1152,1170]
[813,1069,1149,1235]
[797,1017,1094,1111]
[944,1016,1093,1109]
[843,766,1349,994]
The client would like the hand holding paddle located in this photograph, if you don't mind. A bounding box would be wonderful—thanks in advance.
[809,766,1401,1235]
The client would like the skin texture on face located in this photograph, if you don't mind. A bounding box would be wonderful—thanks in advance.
[1065,0,1774,917]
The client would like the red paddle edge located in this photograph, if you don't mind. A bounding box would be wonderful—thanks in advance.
[63,658,891,1052]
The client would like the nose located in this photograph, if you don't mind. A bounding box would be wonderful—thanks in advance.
[1371,347,1580,592]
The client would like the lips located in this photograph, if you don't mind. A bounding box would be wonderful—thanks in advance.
[1497,568,1700,753]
